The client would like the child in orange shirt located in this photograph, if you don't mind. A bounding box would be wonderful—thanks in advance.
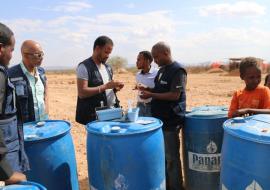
[228,57,270,118]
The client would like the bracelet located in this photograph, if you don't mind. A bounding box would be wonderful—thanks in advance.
[98,86,101,93]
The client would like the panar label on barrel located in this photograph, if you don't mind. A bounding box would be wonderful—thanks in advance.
[188,151,221,172]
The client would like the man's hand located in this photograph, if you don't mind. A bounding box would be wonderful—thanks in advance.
[5,172,26,185]
[233,108,251,117]
[105,80,124,91]
[140,90,152,99]
[115,82,124,91]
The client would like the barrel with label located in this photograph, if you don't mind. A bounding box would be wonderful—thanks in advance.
[86,117,165,190]
[23,120,79,190]
[183,106,227,190]
[221,114,270,190]
[1,181,46,190]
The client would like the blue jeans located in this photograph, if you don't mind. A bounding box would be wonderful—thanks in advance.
[137,102,152,117]
[163,128,184,190]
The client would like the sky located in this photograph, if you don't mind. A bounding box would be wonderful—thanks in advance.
[2,0,270,69]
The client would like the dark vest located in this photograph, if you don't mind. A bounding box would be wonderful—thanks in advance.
[151,61,187,127]
[8,64,47,123]
[75,57,114,125]
[0,64,29,172]
[0,65,17,119]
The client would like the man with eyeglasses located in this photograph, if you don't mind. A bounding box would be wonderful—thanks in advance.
[0,22,28,184]
[8,40,48,123]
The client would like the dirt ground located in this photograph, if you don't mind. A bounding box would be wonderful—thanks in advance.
[47,71,249,190]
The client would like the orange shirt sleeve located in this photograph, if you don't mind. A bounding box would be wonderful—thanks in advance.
[228,91,239,118]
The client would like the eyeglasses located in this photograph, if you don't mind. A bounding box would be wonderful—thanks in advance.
[24,51,44,59]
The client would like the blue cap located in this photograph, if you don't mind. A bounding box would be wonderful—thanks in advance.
[186,105,228,118]
[224,114,270,144]
[86,117,162,136]
[24,120,70,142]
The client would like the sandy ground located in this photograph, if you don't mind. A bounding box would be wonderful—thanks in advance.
[47,71,247,190]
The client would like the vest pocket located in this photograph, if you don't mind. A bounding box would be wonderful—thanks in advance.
[0,116,20,151]
[14,80,28,97]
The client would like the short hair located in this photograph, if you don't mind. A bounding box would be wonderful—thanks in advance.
[239,57,260,76]
[93,36,113,50]
[139,51,153,63]
[0,22,14,46]
[265,74,270,86]
[151,41,171,55]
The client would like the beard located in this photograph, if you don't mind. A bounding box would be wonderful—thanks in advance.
[100,57,108,64]
[0,58,9,68]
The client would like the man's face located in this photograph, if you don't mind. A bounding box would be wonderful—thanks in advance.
[0,35,15,66]
[23,43,44,68]
[151,49,165,67]
[97,43,113,63]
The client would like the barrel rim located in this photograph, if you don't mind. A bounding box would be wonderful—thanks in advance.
[24,120,71,142]
[85,117,163,136]
[223,119,270,144]
[3,181,46,189]
[185,114,228,119]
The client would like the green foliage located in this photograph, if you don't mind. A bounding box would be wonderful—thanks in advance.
[107,56,128,71]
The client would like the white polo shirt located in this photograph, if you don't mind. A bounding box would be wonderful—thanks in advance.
[136,67,158,103]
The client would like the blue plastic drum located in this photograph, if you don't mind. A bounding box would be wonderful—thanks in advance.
[23,120,79,190]
[86,117,165,190]
[221,114,270,190]
[1,181,46,190]
[184,106,228,190]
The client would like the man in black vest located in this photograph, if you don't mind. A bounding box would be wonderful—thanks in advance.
[140,42,187,190]
[8,40,48,123]
[0,22,27,184]
[76,36,124,125]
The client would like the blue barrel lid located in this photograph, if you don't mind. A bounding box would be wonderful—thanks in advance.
[186,105,228,118]
[86,117,162,136]
[23,120,70,141]
[1,181,46,190]
[224,114,270,144]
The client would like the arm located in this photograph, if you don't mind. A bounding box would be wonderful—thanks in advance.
[76,64,123,99]
[4,172,27,185]
[140,69,186,101]
[141,91,180,101]
[228,92,239,118]
[236,87,270,116]
[0,73,6,114]
[77,79,124,99]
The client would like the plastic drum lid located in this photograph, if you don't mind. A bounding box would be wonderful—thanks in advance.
[224,114,270,144]
[1,183,40,190]
[86,117,162,136]
[186,105,228,118]
[23,120,70,141]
